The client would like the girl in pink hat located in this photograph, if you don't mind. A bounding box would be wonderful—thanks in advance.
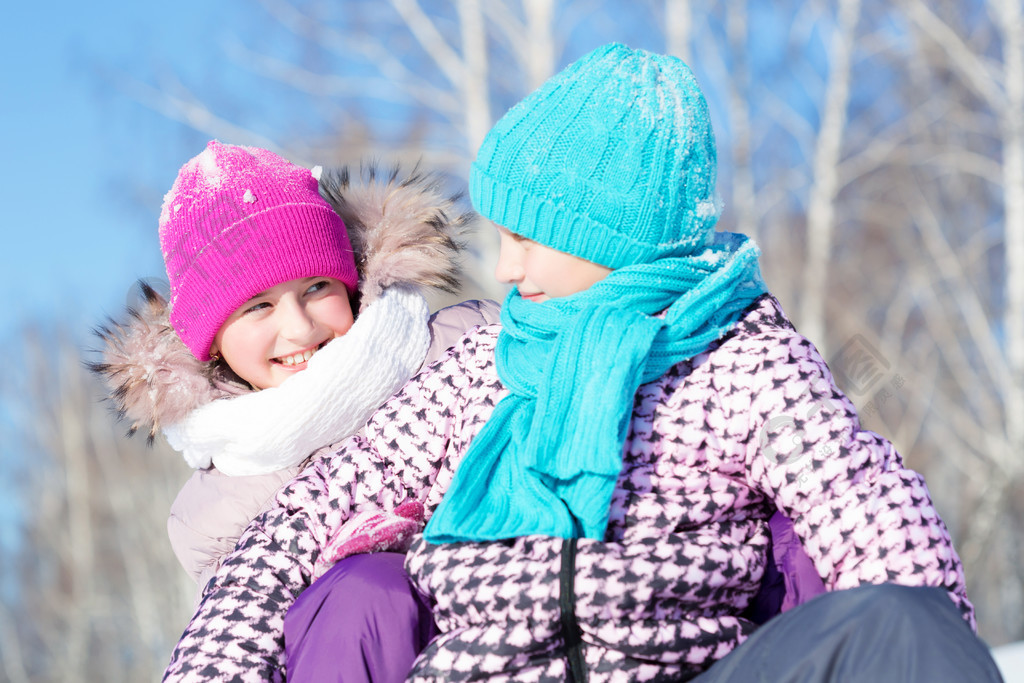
[94,140,498,596]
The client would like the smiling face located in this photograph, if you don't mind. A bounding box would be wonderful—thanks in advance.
[494,225,612,303]
[210,277,355,389]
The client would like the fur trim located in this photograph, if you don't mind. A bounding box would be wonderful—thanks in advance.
[92,163,471,440]
[89,283,237,442]
[318,164,467,310]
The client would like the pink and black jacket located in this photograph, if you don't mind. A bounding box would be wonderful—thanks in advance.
[163,295,973,682]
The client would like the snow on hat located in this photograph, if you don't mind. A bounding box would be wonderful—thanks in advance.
[469,42,720,269]
[159,140,357,361]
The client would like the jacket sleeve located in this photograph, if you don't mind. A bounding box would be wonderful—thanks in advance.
[162,328,493,682]
[736,328,976,628]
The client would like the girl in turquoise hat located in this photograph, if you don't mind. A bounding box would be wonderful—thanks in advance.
[164,44,999,683]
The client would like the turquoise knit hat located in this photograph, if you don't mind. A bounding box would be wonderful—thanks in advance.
[470,43,719,269]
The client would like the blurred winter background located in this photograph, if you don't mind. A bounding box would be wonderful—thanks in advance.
[1,0,1022,680]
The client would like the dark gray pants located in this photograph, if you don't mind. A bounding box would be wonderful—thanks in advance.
[696,583,1003,683]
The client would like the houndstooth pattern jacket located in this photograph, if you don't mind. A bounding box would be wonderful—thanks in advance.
[162,295,973,682]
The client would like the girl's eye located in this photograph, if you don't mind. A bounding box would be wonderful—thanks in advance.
[243,301,271,315]
[306,280,330,295]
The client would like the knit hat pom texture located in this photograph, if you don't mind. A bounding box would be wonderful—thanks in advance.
[159,141,357,361]
[470,42,719,270]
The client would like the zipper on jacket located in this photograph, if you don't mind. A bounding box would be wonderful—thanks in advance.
[559,536,587,683]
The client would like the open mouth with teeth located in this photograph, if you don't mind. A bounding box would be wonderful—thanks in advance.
[273,340,330,367]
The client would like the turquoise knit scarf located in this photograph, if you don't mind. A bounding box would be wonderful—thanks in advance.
[424,233,766,543]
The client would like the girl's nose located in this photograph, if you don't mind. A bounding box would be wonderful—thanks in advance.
[278,296,317,342]
[494,240,524,285]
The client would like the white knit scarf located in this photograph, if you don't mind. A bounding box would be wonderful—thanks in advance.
[162,286,430,476]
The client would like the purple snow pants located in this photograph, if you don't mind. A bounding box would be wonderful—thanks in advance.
[284,552,438,683]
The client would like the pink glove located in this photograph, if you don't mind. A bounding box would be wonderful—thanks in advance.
[313,501,425,580]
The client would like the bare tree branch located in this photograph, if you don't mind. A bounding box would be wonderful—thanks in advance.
[906,0,1006,107]
[223,38,462,114]
[113,69,287,157]
[389,0,466,87]
[799,0,861,349]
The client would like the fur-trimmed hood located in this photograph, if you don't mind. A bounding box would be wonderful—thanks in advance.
[91,164,472,442]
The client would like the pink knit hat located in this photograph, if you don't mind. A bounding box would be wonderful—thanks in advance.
[159,140,358,361]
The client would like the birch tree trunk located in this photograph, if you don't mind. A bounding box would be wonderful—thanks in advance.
[458,0,492,154]
[725,0,757,240]
[665,0,692,63]
[799,0,861,350]
[523,0,556,89]
[969,0,1024,641]
[997,0,1024,464]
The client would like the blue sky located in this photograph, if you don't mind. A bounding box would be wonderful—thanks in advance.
[1,1,241,348]
[0,2,659,350]
[0,0,266,584]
